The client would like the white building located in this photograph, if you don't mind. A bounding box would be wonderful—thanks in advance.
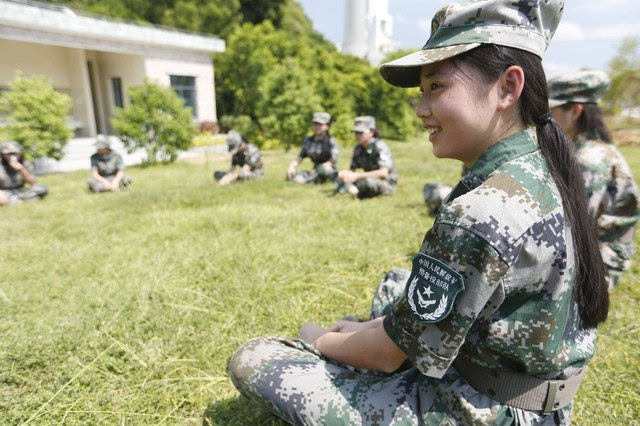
[342,0,395,65]
[0,0,226,138]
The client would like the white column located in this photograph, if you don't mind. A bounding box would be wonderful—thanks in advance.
[343,0,368,58]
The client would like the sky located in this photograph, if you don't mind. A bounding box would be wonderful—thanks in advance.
[298,0,640,77]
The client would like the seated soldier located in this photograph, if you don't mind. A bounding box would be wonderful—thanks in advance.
[286,112,339,184]
[0,140,48,206]
[337,116,398,198]
[87,135,131,193]
[214,131,264,185]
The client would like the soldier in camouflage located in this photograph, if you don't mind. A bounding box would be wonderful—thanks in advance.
[87,135,131,193]
[549,70,640,289]
[0,140,48,205]
[214,130,264,185]
[336,116,398,198]
[230,1,610,424]
[287,112,339,184]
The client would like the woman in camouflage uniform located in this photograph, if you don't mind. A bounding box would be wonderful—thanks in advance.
[336,116,398,198]
[214,130,264,185]
[229,1,610,424]
[287,112,339,184]
[0,140,48,205]
[549,70,640,289]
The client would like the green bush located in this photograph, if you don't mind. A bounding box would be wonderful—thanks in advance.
[257,57,322,150]
[0,72,73,161]
[111,79,195,164]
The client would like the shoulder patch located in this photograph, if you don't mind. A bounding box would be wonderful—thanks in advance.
[406,253,465,323]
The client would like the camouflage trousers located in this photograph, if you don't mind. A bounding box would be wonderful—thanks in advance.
[87,175,132,193]
[1,184,48,205]
[214,169,264,182]
[605,266,623,291]
[229,269,571,425]
[290,163,337,184]
[337,178,396,199]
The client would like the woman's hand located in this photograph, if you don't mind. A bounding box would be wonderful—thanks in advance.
[299,322,330,344]
[327,316,384,334]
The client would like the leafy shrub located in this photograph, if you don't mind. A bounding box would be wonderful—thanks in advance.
[111,79,195,164]
[0,72,73,161]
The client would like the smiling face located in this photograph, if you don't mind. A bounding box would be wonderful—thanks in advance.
[354,129,374,146]
[312,122,329,137]
[416,59,505,167]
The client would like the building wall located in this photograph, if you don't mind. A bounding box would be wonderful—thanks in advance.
[95,51,146,134]
[143,50,217,122]
[0,38,94,135]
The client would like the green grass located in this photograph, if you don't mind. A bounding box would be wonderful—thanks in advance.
[1,140,638,425]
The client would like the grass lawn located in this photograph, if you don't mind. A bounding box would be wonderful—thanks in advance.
[1,139,639,425]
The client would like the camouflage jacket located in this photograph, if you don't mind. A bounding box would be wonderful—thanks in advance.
[91,151,124,177]
[350,138,398,184]
[0,159,35,190]
[298,134,339,166]
[384,127,595,380]
[575,137,639,272]
[232,143,263,171]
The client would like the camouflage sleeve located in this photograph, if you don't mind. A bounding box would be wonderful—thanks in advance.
[376,141,394,170]
[24,160,36,175]
[114,154,124,171]
[350,146,359,171]
[580,144,640,269]
[383,222,508,379]
[298,138,309,159]
[247,146,262,168]
[90,154,99,170]
[330,137,339,164]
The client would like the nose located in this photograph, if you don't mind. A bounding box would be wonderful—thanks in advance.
[416,92,432,119]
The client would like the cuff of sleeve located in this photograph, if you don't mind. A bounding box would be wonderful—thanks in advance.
[383,312,456,379]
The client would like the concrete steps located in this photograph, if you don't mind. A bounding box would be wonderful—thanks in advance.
[34,135,226,174]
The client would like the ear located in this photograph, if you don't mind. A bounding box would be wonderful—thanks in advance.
[496,65,525,112]
[571,103,585,120]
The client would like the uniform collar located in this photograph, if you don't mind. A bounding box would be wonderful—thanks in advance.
[461,127,539,191]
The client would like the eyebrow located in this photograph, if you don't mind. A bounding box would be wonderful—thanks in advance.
[423,67,443,79]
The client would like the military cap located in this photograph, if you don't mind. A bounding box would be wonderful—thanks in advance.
[548,69,610,108]
[380,0,565,87]
[352,116,376,132]
[312,112,331,125]
[95,134,111,149]
[226,130,243,155]
[1,140,22,155]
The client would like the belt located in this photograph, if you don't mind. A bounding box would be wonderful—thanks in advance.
[453,356,586,415]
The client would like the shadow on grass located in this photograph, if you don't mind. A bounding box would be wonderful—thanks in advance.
[203,396,289,426]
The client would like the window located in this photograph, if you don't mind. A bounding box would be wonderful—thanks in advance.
[112,77,123,108]
[170,75,197,117]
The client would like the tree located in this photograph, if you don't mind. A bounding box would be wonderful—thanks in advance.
[603,37,640,114]
[111,79,195,164]
[256,58,322,149]
[0,72,73,161]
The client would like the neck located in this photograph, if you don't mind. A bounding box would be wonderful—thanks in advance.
[464,118,526,168]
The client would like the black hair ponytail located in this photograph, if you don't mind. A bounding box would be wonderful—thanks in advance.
[454,45,609,328]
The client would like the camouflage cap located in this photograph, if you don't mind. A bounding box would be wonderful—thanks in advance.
[548,69,610,108]
[226,130,243,155]
[380,0,565,88]
[95,134,111,149]
[1,140,22,155]
[352,116,376,132]
[312,112,331,125]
